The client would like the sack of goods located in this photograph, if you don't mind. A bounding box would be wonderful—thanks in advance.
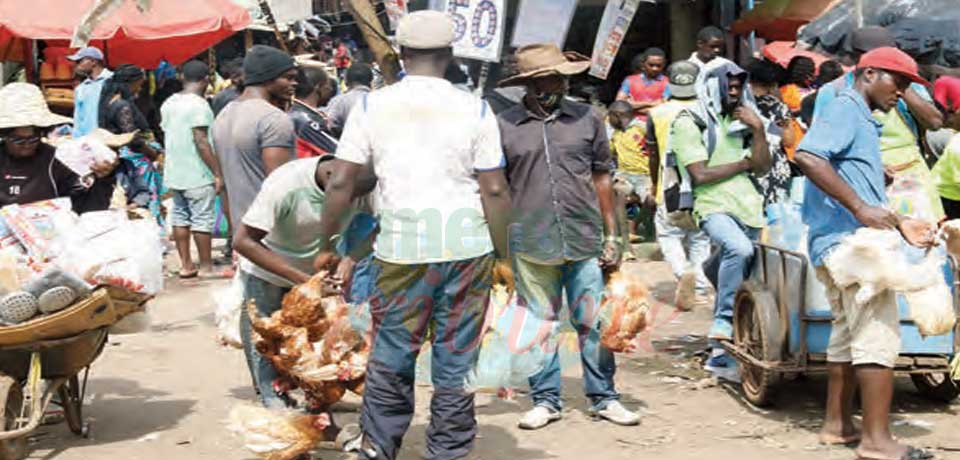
[247,273,369,411]
[0,198,161,327]
[598,272,650,352]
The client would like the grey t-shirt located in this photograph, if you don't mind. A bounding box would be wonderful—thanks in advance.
[211,98,295,231]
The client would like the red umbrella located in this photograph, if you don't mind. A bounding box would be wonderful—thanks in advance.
[762,41,837,70]
[732,0,842,41]
[0,0,251,68]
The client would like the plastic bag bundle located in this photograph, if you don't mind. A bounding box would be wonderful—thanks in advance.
[464,286,549,393]
[58,213,164,294]
[214,272,245,348]
[227,404,329,460]
[598,272,650,352]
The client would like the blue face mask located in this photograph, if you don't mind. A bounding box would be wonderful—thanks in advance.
[535,90,564,111]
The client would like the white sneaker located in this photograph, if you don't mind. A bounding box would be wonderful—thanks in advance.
[517,405,561,430]
[590,401,640,426]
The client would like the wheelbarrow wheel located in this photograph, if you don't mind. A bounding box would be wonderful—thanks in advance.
[0,380,26,460]
[733,281,783,408]
[911,372,960,402]
[58,376,85,437]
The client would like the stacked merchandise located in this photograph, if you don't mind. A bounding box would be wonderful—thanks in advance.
[0,198,163,326]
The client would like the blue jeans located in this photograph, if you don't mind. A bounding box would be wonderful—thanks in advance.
[238,272,292,409]
[361,255,493,460]
[514,257,619,411]
[700,214,760,323]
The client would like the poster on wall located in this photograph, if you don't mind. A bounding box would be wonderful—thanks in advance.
[589,0,643,80]
[511,0,579,49]
[443,0,507,63]
[385,0,408,31]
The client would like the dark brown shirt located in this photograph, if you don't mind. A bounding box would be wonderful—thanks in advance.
[498,99,613,264]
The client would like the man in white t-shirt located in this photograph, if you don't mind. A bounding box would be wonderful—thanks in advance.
[313,11,512,460]
[234,156,376,411]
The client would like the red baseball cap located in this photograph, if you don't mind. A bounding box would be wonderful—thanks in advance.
[857,47,930,86]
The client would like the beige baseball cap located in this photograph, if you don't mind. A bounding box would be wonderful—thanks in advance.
[396,10,455,50]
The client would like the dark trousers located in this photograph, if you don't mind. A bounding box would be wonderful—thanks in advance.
[360,255,493,460]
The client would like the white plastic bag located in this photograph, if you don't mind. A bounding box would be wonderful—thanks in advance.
[904,282,956,337]
[54,136,117,179]
[215,272,245,349]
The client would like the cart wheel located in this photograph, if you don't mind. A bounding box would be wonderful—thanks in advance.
[911,373,960,402]
[0,382,27,460]
[733,281,783,408]
[58,376,84,436]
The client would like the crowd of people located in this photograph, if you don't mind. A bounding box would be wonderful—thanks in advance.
[2,9,959,460]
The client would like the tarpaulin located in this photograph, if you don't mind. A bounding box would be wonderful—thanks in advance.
[0,0,250,68]
[799,0,960,66]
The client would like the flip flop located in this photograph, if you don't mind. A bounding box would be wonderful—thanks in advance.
[178,270,199,279]
[857,446,935,460]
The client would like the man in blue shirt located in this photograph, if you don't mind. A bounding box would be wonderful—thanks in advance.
[795,48,936,460]
[67,47,113,137]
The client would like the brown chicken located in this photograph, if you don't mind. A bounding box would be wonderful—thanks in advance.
[247,273,370,412]
[599,272,650,352]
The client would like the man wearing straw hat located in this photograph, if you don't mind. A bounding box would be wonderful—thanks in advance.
[313,10,512,460]
[497,44,640,430]
[0,83,117,211]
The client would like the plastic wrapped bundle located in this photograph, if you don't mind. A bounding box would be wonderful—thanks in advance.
[227,404,330,460]
[464,285,548,393]
[598,272,650,352]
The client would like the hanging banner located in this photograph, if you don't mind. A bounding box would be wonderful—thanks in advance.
[444,0,506,63]
[589,0,642,80]
[511,0,579,49]
[384,0,408,31]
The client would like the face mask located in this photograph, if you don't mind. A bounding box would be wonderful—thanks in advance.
[535,90,564,111]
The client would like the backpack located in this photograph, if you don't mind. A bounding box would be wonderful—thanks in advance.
[662,109,714,214]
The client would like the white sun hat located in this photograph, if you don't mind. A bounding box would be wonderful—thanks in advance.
[0,83,72,130]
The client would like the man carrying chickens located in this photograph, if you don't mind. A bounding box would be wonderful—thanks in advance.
[793,48,937,460]
[234,155,376,411]
[496,44,640,430]
[313,11,512,460]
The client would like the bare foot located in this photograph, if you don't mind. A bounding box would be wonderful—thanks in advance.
[819,429,862,446]
[819,421,861,446]
[855,438,912,460]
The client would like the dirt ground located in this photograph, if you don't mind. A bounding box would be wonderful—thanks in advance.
[20,259,960,460]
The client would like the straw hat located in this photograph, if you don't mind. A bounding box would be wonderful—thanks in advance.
[498,44,591,88]
[0,83,72,130]
[45,129,137,149]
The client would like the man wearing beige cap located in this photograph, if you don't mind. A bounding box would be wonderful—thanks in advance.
[314,10,512,460]
[497,44,640,429]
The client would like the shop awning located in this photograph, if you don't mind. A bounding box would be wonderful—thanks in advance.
[732,0,843,41]
[0,0,251,68]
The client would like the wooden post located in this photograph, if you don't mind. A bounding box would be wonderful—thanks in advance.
[257,0,290,53]
[345,0,402,85]
[244,29,254,52]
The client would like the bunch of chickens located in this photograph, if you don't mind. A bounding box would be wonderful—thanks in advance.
[599,272,650,352]
[247,274,369,410]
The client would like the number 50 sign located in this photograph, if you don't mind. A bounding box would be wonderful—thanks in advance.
[444,0,506,62]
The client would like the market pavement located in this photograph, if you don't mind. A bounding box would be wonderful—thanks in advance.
[22,259,960,460]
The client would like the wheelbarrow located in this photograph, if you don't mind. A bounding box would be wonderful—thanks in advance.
[723,243,960,407]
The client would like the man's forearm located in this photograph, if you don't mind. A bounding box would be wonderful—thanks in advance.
[235,226,310,284]
[794,151,869,216]
[904,87,944,131]
[481,193,511,260]
[688,159,751,186]
[647,148,660,192]
[593,171,617,237]
[318,165,359,252]
[750,127,772,174]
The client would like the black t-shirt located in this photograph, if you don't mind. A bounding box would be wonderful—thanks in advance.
[290,102,338,157]
[0,143,115,213]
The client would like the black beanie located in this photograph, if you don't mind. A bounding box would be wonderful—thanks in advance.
[243,45,296,86]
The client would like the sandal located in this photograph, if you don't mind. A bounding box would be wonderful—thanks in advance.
[178,270,199,279]
[858,446,935,460]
